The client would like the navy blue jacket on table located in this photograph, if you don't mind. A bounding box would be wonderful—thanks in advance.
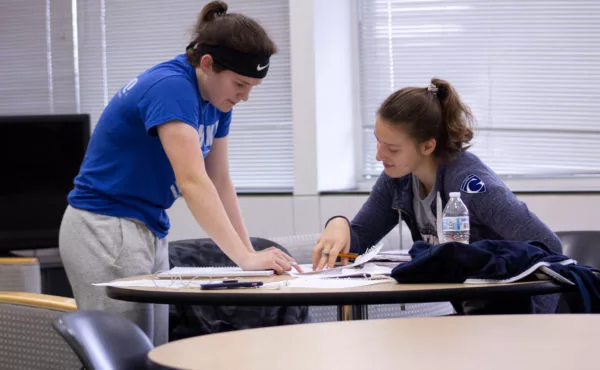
[348,151,562,256]
[391,240,600,313]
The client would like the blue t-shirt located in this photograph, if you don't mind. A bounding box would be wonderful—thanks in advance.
[68,54,231,238]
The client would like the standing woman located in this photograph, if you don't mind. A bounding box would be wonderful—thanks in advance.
[60,1,297,345]
[312,78,562,312]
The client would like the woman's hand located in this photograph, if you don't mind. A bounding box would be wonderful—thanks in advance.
[312,217,351,271]
[238,247,301,274]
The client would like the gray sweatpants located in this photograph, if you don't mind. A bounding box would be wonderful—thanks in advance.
[59,205,169,345]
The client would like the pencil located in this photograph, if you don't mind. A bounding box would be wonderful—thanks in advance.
[338,252,359,259]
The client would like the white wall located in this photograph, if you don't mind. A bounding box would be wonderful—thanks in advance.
[290,0,358,195]
[166,0,600,245]
[167,193,600,247]
[313,0,356,192]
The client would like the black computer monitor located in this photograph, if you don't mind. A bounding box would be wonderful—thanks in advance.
[0,114,90,251]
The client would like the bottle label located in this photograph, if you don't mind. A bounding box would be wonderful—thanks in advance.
[442,217,470,231]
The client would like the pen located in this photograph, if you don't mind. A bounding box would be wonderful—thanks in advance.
[338,252,359,259]
[200,281,264,290]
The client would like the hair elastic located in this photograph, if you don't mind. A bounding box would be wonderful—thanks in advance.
[427,83,449,102]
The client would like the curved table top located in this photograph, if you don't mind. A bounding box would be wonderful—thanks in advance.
[105,274,565,306]
[149,314,598,370]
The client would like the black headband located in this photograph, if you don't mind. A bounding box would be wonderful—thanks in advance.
[187,42,270,79]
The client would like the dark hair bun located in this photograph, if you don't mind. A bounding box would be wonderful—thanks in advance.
[200,1,228,23]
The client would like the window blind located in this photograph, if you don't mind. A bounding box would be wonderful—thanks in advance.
[0,0,76,115]
[358,0,600,179]
[77,0,293,190]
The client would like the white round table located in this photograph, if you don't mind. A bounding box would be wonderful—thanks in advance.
[149,314,598,370]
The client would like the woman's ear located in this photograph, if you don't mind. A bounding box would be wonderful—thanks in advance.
[199,54,214,73]
[420,138,437,156]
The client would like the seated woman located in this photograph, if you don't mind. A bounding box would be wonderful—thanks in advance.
[311,78,562,313]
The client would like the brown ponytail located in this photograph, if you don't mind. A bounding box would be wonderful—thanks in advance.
[186,1,277,68]
[198,1,228,23]
[377,77,474,162]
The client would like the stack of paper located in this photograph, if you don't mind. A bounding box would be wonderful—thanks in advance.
[263,278,390,289]
[372,250,412,263]
[289,263,392,279]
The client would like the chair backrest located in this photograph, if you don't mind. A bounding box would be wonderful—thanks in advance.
[168,238,309,340]
[0,291,81,370]
[556,230,600,269]
[0,257,41,292]
[53,310,154,370]
[268,234,320,264]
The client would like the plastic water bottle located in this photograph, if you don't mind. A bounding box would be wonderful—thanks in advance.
[442,192,470,244]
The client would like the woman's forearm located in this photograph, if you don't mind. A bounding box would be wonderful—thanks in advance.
[179,173,251,265]
[214,177,254,252]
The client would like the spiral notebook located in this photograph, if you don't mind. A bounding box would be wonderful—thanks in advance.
[157,266,274,278]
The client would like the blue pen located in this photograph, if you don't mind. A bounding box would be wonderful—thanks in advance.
[200,280,264,290]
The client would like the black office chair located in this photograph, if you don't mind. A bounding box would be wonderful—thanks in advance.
[556,230,600,269]
[554,231,600,313]
[53,310,155,370]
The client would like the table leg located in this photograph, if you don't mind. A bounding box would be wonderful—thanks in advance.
[337,305,369,321]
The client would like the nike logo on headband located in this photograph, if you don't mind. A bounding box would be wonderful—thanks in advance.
[256,63,269,71]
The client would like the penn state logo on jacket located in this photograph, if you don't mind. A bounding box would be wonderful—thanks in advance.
[460,174,486,194]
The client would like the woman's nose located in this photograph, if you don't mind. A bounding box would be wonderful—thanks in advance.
[375,143,383,162]
[239,87,251,102]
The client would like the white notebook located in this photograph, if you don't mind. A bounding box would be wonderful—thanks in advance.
[157,266,274,278]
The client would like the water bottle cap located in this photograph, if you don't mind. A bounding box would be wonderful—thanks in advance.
[449,192,461,198]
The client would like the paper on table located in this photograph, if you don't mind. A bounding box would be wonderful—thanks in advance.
[372,249,412,262]
[96,277,391,290]
[291,243,384,276]
[291,262,392,279]
[464,259,576,285]
[377,250,410,256]
[94,279,214,288]
[263,277,390,289]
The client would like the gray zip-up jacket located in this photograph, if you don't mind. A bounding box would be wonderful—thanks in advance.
[349,151,562,255]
